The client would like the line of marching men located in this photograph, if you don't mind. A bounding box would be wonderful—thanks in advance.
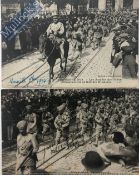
[15,91,139,174]
[40,9,138,69]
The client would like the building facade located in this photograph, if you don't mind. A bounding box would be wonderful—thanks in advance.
[88,0,139,11]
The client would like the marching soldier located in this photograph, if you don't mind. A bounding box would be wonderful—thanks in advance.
[42,111,54,137]
[24,105,38,135]
[94,107,104,146]
[71,24,83,60]
[76,100,82,131]
[16,120,39,175]
[92,23,103,50]
[77,103,88,140]
[54,103,70,150]
[88,107,95,137]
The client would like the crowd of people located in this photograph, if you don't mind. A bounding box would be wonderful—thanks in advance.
[2,8,138,70]
[2,15,50,62]
[2,89,139,143]
[2,89,139,173]
[111,10,138,78]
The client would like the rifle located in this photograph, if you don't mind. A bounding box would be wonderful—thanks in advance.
[16,148,33,171]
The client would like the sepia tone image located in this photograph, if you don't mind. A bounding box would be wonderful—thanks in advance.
[1,89,139,174]
[1,0,139,88]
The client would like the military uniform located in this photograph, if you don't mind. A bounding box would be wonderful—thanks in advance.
[92,25,103,50]
[95,111,103,145]
[76,101,82,131]
[16,121,39,175]
[54,110,70,147]
[47,21,64,38]
[72,26,83,52]
[77,103,88,136]
[46,16,65,60]
[42,112,53,136]
[24,113,37,134]
[88,107,95,136]
[24,105,38,135]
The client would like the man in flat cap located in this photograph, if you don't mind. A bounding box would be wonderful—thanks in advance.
[54,103,70,150]
[16,120,39,175]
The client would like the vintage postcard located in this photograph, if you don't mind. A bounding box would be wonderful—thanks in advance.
[1,89,139,174]
[1,0,139,88]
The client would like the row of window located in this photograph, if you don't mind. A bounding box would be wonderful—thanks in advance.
[89,0,133,9]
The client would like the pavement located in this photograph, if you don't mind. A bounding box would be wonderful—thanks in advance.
[2,132,139,175]
[2,33,139,88]
[2,33,132,89]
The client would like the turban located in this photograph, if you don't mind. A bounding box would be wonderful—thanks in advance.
[17,120,27,130]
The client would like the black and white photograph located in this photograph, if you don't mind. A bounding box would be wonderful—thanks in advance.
[1,0,139,88]
[1,89,139,174]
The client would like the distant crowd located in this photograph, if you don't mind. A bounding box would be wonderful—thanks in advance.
[2,89,139,142]
[2,89,139,173]
[2,9,138,68]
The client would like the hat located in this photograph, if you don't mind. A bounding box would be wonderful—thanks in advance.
[17,120,27,130]
[26,105,32,110]
[52,15,58,19]
[113,26,121,31]
[99,104,104,109]
[77,101,82,105]
[73,24,78,28]
[81,103,88,109]
[82,151,104,170]
[57,103,66,112]
[40,106,47,111]
[119,33,129,39]
[131,111,138,116]
[89,107,94,112]
[115,31,121,35]
[112,114,118,118]
[46,112,51,116]
[112,131,125,144]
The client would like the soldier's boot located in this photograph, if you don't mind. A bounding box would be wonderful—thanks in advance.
[92,42,96,50]
[65,141,69,149]
[60,44,66,64]
[94,136,99,147]
[55,140,59,152]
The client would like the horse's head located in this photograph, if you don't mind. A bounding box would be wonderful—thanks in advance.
[48,33,55,41]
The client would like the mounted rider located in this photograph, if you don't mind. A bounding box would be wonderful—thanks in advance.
[46,15,65,62]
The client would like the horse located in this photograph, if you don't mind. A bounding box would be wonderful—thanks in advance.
[39,34,69,84]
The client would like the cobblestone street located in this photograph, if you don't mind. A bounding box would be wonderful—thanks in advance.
[3,138,137,175]
[2,34,122,88]
[41,142,130,174]
[2,32,139,89]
